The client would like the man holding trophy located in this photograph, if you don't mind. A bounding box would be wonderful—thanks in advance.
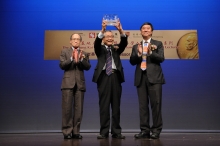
[92,16,128,139]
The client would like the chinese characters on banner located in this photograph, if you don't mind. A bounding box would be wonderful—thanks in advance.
[44,30,199,60]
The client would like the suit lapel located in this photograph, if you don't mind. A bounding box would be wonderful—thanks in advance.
[110,45,117,61]
[68,47,73,58]
[102,45,117,61]
[150,39,155,45]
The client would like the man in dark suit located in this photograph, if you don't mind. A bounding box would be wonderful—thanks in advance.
[59,33,91,139]
[130,22,165,139]
[92,19,128,139]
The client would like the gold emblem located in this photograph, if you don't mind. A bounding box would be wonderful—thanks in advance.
[177,32,199,59]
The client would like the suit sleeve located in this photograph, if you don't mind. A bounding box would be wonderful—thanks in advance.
[94,37,103,57]
[149,41,165,63]
[59,49,72,70]
[117,36,128,55]
[79,53,91,71]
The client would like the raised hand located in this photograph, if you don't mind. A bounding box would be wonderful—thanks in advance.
[114,19,124,34]
[101,19,107,33]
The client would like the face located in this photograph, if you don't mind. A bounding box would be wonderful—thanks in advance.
[140,24,153,38]
[70,34,81,48]
[103,31,114,46]
[185,35,197,50]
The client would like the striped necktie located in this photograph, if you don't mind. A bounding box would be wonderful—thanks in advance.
[106,47,112,76]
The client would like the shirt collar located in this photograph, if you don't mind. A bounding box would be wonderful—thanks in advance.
[143,38,151,44]
[72,47,79,50]
[105,45,111,50]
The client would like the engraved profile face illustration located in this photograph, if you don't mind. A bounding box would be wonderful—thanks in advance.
[185,34,197,50]
[177,32,199,59]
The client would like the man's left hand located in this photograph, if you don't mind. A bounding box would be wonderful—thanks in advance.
[114,19,123,34]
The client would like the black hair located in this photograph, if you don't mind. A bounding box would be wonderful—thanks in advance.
[140,22,154,31]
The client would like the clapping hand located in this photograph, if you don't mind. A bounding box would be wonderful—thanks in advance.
[137,43,143,55]
[147,43,152,54]
[72,49,75,59]
[79,50,85,60]
[72,49,79,63]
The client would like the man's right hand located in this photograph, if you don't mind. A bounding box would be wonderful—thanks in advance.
[72,49,79,62]
[137,43,142,56]
[101,19,107,33]
[72,50,75,59]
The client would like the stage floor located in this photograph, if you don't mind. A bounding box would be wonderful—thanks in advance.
[0,133,220,146]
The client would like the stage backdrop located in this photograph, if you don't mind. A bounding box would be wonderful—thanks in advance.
[0,0,220,133]
[44,30,199,60]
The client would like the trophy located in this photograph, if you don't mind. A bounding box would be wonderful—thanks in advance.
[103,14,119,26]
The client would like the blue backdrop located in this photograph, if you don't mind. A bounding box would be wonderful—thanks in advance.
[0,0,220,133]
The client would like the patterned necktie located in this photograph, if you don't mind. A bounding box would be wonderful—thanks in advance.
[106,47,112,76]
[140,42,148,70]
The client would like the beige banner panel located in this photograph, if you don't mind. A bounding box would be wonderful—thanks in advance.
[44,30,199,60]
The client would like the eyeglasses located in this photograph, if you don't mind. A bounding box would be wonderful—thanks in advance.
[71,38,81,41]
[104,35,114,39]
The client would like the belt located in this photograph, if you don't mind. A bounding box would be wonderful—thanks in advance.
[112,69,117,73]
[103,69,117,73]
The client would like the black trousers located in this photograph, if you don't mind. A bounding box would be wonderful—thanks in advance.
[61,85,84,136]
[97,70,122,136]
[137,71,163,134]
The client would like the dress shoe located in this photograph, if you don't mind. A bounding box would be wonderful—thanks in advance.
[72,134,83,139]
[112,134,125,139]
[134,132,150,139]
[97,134,108,139]
[64,135,72,139]
[150,133,160,139]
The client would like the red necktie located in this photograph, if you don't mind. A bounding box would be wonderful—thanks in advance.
[74,49,78,63]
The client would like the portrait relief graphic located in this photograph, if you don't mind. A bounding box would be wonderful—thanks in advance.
[176,32,199,59]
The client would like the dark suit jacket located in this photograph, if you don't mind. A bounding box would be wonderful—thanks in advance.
[130,39,165,86]
[92,36,128,83]
[60,47,91,91]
